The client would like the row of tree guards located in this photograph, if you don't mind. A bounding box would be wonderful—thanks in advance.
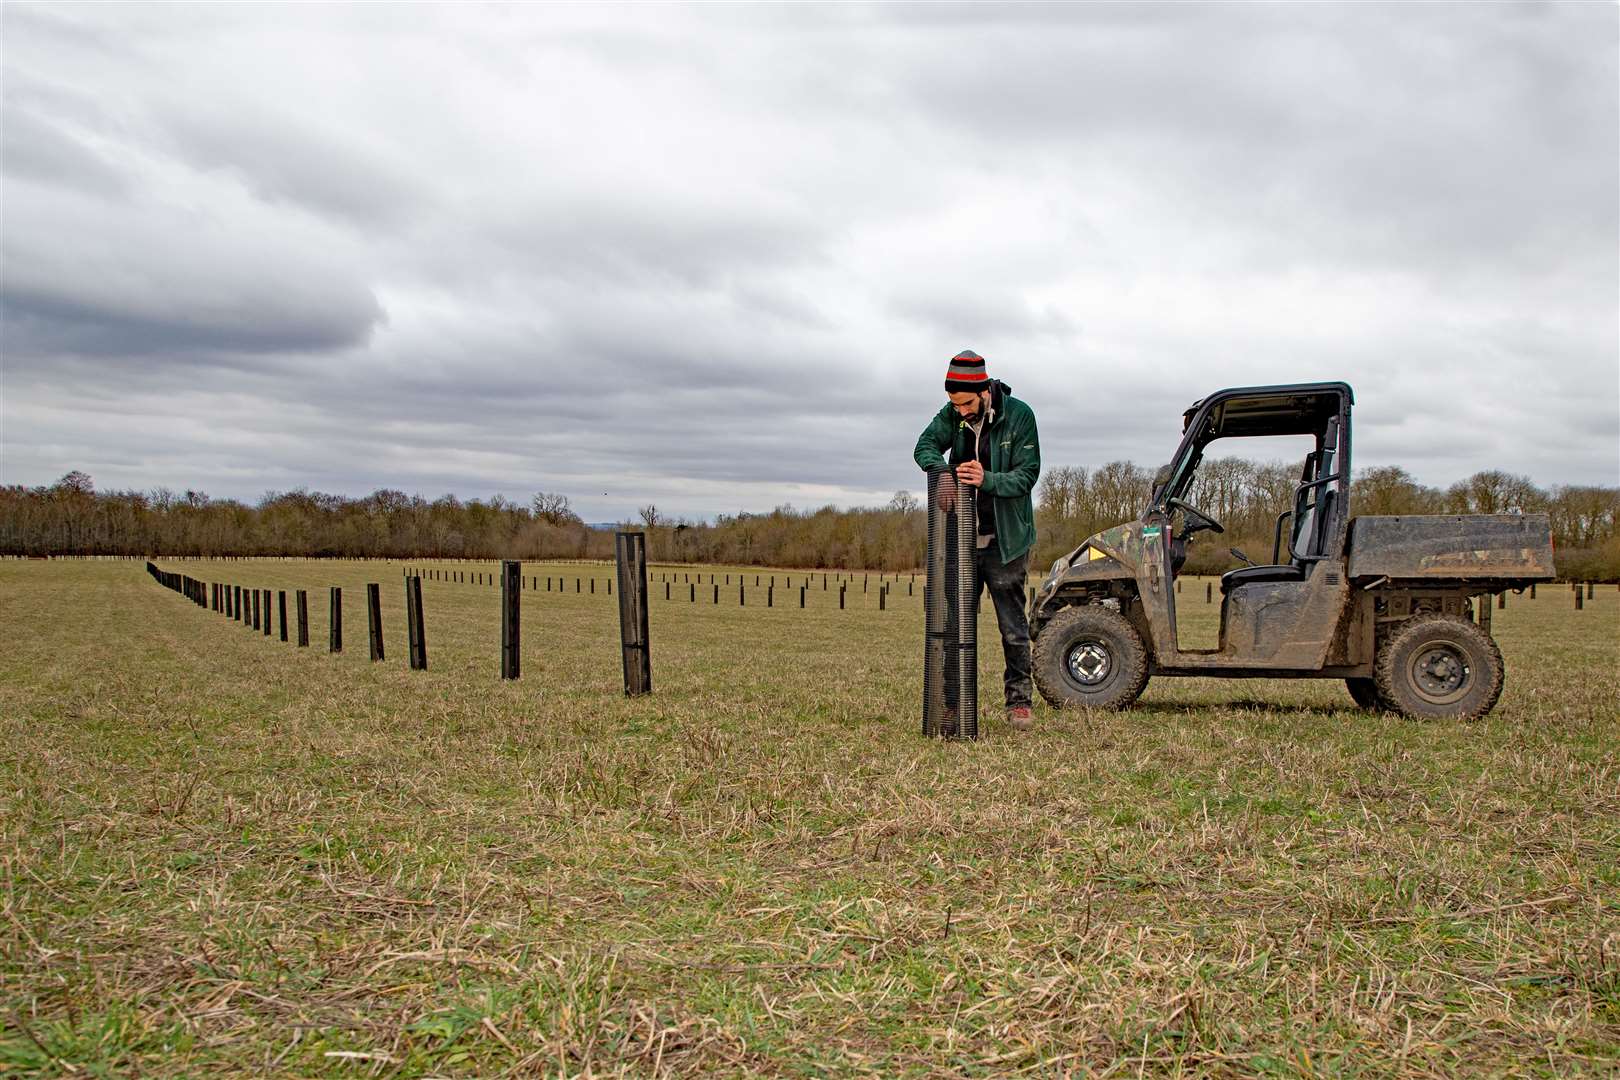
[145,538,658,694]
[403,565,931,600]
[150,561,348,654]
[401,566,923,609]
[147,529,935,709]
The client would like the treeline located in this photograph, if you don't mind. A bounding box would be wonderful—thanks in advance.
[4,465,1617,579]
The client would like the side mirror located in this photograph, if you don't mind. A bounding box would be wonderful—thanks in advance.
[1149,464,1175,509]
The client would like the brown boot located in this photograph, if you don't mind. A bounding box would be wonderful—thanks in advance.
[1008,706,1033,731]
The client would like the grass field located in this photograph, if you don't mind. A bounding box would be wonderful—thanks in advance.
[2,558,1617,1077]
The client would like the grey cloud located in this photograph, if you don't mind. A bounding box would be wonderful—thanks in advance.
[2,181,385,360]
[152,104,428,233]
[0,102,129,197]
[485,201,827,291]
[889,289,1079,344]
[878,5,1617,275]
[1,4,1614,517]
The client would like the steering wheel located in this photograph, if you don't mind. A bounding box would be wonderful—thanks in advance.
[1167,497,1225,536]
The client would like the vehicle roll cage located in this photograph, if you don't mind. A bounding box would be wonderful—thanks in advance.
[1151,382,1354,563]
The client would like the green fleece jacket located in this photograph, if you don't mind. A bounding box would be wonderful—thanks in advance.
[913,380,1041,564]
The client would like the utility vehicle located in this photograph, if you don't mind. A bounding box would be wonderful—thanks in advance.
[1029,382,1555,720]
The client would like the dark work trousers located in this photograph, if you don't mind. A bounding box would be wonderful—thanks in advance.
[973,547,1032,709]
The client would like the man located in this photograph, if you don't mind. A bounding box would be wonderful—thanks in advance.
[913,350,1041,731]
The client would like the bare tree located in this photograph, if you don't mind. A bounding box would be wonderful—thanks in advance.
[531,491,579,525]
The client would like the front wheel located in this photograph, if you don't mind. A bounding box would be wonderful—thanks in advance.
[1373,614,1504,722]
[1032,604,1149,710]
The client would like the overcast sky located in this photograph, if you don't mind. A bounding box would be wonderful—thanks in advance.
[3,2,1616,522]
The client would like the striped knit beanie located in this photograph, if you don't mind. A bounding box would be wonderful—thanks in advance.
[944,350,989,393]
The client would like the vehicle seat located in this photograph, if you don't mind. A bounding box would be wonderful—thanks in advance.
[1221,563,1305,592]
[1219,490,1325,594]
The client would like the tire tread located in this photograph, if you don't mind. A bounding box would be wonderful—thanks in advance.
[1373,612,1504,722]
[1032,604,1149,710]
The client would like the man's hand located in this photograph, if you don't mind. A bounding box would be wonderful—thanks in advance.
[955,460,984,487]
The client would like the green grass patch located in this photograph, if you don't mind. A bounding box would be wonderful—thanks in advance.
[1,559,1617,1075]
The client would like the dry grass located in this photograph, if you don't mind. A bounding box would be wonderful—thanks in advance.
[2,558,1617,1077]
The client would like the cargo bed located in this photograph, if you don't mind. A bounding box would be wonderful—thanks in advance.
[1346,514,1555,583]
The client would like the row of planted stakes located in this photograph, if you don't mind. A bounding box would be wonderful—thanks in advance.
[143,536,816,696]
[145,555,637,690]
[400,563,930,610]
[144,559,598,687]
[144,550,924,698]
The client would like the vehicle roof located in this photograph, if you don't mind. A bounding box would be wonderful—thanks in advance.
[1182,381,1353,439]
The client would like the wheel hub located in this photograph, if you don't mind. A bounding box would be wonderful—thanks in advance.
[1067,641,1111,686]
[1410,643,1470,703]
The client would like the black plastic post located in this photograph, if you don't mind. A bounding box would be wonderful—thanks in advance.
[879,586,886,611]
[1498,592,1506,610]
[800,586,806,608]
[1530,583,1536,599]
[252,589,261,630]
[1206,583,1213,603]
[278,591,289,641]
[713,584,719,604]
[840,584,846,609]
[404,576,417,663]
[1575,587,1584,611]
[501,560,520,679]
[262,590,272,636]
[923,467,978,740]
[296,590,309,646]
[406,576,427,670]
[367,583,383,661]
[330,587,343,652]
[614,532,652,696]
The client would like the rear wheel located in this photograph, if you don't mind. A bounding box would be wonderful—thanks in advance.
[1373,614,1504,722]
[1032,604,1149,710]
[1345,677,1388,711]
